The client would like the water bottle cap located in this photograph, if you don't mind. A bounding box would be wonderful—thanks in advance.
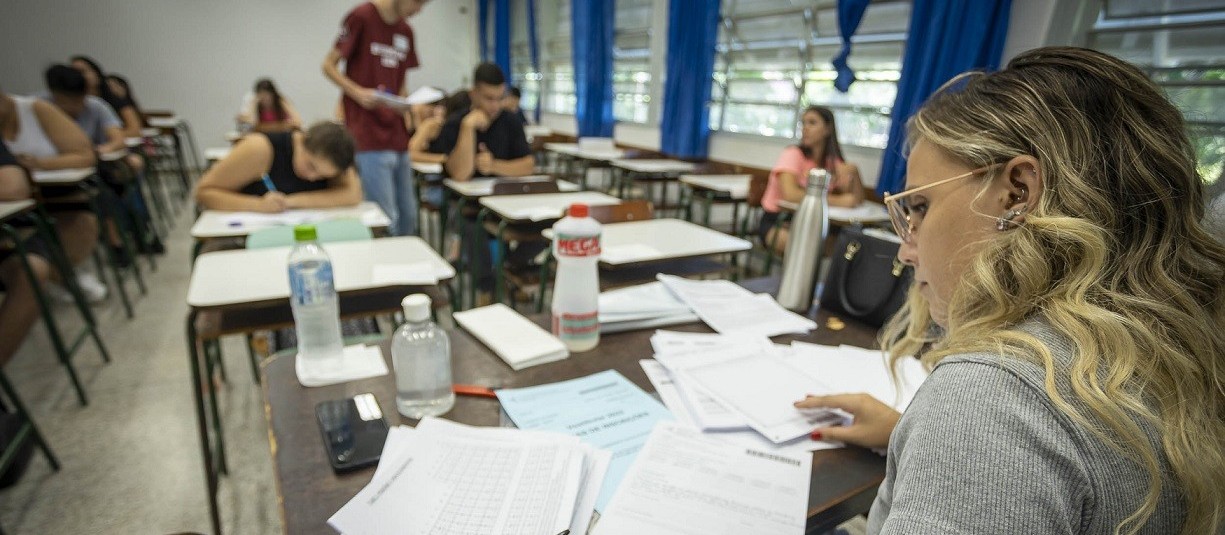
[569,203,588,218]
[293,224,317,242]
[401,293,431,322]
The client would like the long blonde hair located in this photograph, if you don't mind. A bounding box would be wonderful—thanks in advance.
[881,47,1225,534]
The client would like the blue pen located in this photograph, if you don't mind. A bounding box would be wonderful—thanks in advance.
[261,174,277,193]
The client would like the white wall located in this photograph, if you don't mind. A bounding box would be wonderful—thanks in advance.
[0,0,476,156]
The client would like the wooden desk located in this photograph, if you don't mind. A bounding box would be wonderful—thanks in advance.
[186,236,455,535]
[190,201,391,240]
[679,174,752,232]
[262,294,885,535]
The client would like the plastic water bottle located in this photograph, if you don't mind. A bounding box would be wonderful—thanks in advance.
[776,169,830,311]
[551,203,601,352]
[288,224,345,369]
[391,294,454,418]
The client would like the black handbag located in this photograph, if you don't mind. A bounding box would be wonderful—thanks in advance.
[819,225,913,327]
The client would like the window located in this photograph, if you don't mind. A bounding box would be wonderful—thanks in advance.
[513,0,575,115]
[1087,1,1225,190]
[710,0,909,148]
[614,0,654,123]
[510,2,540,114]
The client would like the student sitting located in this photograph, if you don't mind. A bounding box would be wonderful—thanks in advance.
[104,74,149,131]
[195,121,361,213]
[758,105,865,253]
[503,86,529,126]
[69,55,144,138]
[0,141,51,486]
[42,65,129,159]
[795,47,1225,534]
[429,63,534,182]
[0,85,105,301]
[236,78,303,133]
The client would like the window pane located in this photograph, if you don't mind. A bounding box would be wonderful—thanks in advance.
[727,77,799,103]
[808,41,905,71]
[1104,0,1225,19]
[721,103,796,137]
[830,109,891,149]
[729,14,809,45]
[721,0,833,17]
[804,79,897,111]
[1089,24,1225,67]
[814,2,910,36]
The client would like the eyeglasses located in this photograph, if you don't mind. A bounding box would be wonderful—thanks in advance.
[882,166,996,242]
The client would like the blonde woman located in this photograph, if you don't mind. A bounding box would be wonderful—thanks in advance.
[796,47,1224,534]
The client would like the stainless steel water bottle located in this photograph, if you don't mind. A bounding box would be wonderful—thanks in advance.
[776,169,830,311]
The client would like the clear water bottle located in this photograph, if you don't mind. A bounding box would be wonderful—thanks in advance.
[391,294,454,418]
[551,203,601,352]
[288,224,345,369]
[776,169,830,311]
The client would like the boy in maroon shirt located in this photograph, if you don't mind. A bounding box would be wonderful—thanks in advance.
[322,0,428,236]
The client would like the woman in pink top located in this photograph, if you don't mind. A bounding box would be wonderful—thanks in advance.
[759,105,865,253]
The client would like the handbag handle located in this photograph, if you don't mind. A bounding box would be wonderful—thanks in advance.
[836,239,908,317]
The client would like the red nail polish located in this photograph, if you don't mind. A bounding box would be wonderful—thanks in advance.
[810,431,823,441]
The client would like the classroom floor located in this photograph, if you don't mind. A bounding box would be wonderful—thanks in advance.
[0,200,868,535]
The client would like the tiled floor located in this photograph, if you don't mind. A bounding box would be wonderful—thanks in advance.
[0,195,868,535]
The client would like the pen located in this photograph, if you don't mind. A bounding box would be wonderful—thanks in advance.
[261,174,277,193]
[452,384,499,399]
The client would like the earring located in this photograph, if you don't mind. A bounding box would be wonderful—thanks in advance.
[996,208,1024,231]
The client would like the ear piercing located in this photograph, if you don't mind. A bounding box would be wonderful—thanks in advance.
[997,208,1024,231]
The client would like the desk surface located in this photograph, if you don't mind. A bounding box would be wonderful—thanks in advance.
[262,294,886,535]
[479,191,621,222]
[99,150,128,162]
[777,200,891,224]
[187,236,454,309]
[442,176,579,198]
[0,200,35,223]
[610,158,698,174]
[410,161,443,175]
[147,116,179,128]
[31,168,95,185]
[543,218,752,266]
[544,142,626,161]
[680,174,751,199]
[190,201,390,239]
[203,147,231,162]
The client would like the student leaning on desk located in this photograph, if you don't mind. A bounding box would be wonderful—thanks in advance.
[795,47,1225,534]
[194,122,362,213]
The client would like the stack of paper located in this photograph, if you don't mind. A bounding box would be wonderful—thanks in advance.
[657,274,816,337]
[295,344,388,387]
[598,282,699,333]
[595,422,812,535]
[496,370,674,513]
[329,417,611,535]
[454,304,569,370]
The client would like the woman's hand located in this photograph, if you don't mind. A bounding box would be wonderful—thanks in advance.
[795,393,900,449]
[258,191,289,213]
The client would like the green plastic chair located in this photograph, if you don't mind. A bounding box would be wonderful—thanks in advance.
[244,218,373,249]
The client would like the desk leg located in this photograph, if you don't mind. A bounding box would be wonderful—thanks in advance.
[186,313,223,535]
[493,220,508,306]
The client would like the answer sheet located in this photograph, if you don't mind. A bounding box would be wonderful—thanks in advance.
[594,422,811,535]
[657,275,816,337]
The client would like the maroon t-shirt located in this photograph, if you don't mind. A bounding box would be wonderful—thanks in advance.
[334,2,419,152]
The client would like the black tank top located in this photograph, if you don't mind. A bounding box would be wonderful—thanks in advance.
[239,132,328,196]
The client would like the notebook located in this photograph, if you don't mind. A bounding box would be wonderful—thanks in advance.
[453,304,570,370]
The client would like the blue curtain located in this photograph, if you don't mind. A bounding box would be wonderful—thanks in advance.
[832,0,871,92]
[571,0,615,137]
[494,0,512,78]
[659,0,721,158]
[876,0,1012,196]
[478,0,490,62]
[527,0,541,122]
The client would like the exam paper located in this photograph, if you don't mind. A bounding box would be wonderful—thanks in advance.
[496,370,673,512]
[785,343,928,411]
[657,275,816,337]
[594,422,811,535]
[679,355,848,443]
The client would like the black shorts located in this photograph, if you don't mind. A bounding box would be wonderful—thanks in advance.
[757,210,781,244]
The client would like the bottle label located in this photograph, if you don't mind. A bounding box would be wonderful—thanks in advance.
[552,311,599,339]
[556,233,601,257]
[289,263,335,306]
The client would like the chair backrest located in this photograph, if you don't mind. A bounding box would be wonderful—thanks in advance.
[746,169,770,208]
[491,177,561,196]
[245,218,373,249]
[578,137,616,153]
[584,200,653,224]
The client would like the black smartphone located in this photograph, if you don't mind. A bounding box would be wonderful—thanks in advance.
[316,393,390,473]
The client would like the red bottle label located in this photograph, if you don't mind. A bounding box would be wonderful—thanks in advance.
[552,311,600,337]
[556,234,601,257]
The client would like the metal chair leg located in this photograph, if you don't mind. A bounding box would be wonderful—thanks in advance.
[0,370,61,471]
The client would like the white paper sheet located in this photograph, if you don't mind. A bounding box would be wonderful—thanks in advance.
[295,344,388,387]
[370,262,438,286]
[785,343,928,411]
[594,422,811,535]
[678,356,848,443]
[657,275,816,337]
[453,304,569,370]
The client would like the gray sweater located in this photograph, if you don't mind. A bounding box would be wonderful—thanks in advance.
[867,322,1187,534]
